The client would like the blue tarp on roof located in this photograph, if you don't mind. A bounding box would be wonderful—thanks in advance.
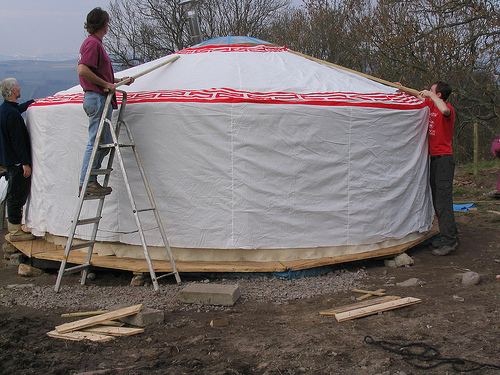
[194,36,273,47]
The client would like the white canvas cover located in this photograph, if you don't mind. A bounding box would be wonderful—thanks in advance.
[25,37,433,262]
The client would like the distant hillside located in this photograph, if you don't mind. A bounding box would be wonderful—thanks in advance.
[0,60,79,103]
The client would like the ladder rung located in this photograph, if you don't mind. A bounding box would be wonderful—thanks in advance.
[136,207,155,213]
[156,272,178,281]
[63,263,91,275]
[70,241,96,250]
[83,194,106,201]
[90,168,112,175]
[76,217,101,226]
[99,142,135,148]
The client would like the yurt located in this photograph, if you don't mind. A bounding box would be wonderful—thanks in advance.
[24,36,435,272]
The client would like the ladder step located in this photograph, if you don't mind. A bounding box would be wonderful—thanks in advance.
[83,194,106,201]
[70,241,96,250]
[63,263,91,275]
[100,142,135,148]
[156,272,179,281]
[136,207,155,213]
[76,217,101,226]
[90,168,112,175]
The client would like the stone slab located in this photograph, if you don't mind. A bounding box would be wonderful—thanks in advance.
[179,283,241,306]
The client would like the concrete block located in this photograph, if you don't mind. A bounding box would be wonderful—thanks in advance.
[179,283,241,306]
[111,305,164,327]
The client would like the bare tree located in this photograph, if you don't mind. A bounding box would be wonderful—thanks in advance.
[198,0,291,39]
[106,0,189,68]
[105,0,292,68]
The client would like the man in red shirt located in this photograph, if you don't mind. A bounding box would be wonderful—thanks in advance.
[77,7,133,196]
[419,82,459,256]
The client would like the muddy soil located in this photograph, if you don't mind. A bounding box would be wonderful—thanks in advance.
[0,166,499,375]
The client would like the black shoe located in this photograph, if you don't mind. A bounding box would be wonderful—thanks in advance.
[81,182,112,196]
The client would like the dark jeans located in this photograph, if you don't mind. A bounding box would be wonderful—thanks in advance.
[6,165,31,225]
[430,155,458,246]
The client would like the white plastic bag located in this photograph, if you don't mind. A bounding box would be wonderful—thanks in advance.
[0,175,8,202]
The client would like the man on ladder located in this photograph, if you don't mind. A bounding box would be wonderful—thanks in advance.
[77,7,134,196]
[54,7,181,291]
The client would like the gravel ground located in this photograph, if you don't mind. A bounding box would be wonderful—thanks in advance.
[0,268,367,311]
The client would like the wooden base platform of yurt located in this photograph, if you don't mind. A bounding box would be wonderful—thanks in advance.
[6,225,439,274]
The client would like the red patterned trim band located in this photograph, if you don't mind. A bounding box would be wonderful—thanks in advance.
[32,88,426,110]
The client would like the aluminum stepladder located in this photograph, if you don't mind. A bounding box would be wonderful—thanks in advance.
[54,89,181,292]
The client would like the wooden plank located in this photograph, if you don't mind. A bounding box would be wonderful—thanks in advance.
[352,289,386,296]
[99,320,125,327]
[55,304,142,333]
[319,296,401,315]
[8,222,437,273]
[335,297,422,322]
[61,310,109,318]
[47,330,115,342]
[353,288,386,300]
[82,326,144,337]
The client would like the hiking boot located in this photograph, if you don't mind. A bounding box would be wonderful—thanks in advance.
[7,222,36,242]
[431,240,443,249]
[81,182,112,196]
[432,242,459,256]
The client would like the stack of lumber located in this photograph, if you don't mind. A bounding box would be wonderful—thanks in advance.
[319,296,421,322]
[47,304,145,342]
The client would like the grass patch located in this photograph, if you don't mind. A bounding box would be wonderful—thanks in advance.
[453,187,469,195]
[459,159,500,170]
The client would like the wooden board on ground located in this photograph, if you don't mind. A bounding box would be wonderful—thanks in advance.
[61,310,109,318]
[319,296,401,315]
[55,304,142,333]
[82,326,144,337]
[47,330,115,342]
[335,297,422,322]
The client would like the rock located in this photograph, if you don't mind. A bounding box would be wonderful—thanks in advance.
[130,274,146,286]
[462,271,480,286]
[6,283,35,289]
[394,253,414,267]
[396,277,424,287]
[2,242,17,254]
[9,253,25,266]
[384,259,396,268]
[384,253,414,268]
[18,263,44,277]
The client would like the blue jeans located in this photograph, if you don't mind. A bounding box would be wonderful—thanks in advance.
[80,92,113,186]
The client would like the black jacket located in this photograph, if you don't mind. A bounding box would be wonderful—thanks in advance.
[0,99,34,167]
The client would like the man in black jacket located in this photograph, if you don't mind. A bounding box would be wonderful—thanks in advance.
[0,78,36,241]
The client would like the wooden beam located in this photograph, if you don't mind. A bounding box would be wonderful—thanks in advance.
[335,297,421,322]
[47,330,115,342]
[82,326,144,337]
[55,304,142,333]
[288,50,420,96]
[319,296,401,315]
[61,310,109,318]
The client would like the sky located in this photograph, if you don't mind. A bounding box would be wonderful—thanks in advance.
[0,0,107,59]
[0,0,304,60]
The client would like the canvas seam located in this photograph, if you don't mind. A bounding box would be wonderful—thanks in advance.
[347,106,352,243]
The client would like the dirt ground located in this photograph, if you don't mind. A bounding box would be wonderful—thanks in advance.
[1,166,500,375]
